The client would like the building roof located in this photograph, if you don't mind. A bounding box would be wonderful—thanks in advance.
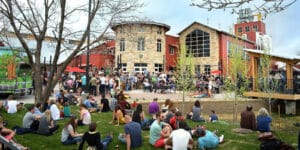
[244,48,300,61]
[177,21,254,44]
[111,21,170,31]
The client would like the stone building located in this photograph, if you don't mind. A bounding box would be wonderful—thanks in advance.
[178,21,255,75]
[111,21,170,74]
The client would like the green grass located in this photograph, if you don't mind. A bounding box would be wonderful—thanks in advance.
[1,105,299,150]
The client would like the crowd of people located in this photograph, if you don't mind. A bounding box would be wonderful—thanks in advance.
[0,70,297,150]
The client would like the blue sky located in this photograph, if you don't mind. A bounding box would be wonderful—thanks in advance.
[139,0,300,55]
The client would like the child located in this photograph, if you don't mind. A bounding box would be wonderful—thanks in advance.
[209,110,218,123]
[63,102,71,117]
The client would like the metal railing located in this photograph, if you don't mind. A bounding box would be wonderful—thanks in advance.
[247,78,300,94]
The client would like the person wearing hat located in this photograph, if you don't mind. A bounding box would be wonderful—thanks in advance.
[240,105,256,130]
[195,126,224,150]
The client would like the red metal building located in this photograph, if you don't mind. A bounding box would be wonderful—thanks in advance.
[68,40,115,72]
[234,20,266,42]
[165,35,179,72]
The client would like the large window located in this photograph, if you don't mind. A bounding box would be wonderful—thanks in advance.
[157,39,162,52]
[204,65,211,75]
[137,37,145,51]
[169,46,175,55]
[185,29,210,57]
[154,64,163,73]
[134,63,147,73]
[120,38,125,51]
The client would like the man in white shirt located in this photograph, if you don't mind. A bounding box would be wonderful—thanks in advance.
[6,95,19,114]
[49,99,60,120]
[166,120,193,150]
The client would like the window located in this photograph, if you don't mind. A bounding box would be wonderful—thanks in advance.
[154,64,163,73]
[157,39,162,52]
[245,26,250,32]
[120,38,125,51]
[185,29,210,57]
[169,46,174,55]
[253,25,258,32]
[120,63,127,72]
[195,65,201,74]
[157,30,162,34]
[137,37,145,51]
[204,65,211,75]
[119,27,125,33]
[238,27,243,33]
[134,63,147,73]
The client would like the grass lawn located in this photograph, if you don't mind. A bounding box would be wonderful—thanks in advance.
[1,105,299,150]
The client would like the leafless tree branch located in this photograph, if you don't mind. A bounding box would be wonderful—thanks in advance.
[190,0,297,17]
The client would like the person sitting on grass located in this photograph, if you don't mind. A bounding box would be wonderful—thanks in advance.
[118,115,142,149]
[34,102,43,115]
[77,104,91,126]
[21,105,41,133]
[194,126,224,150]
[209,110,219,123]
[257,107,272,139]
[61,116,83,145]
[79,122,113,150]
[37,110,59,136]
[109,105,125,126]
[132,104,147,127]
[5,95,19,114]
[63,102,71,118]
[100,94,110,112]
[169,111,185,130]
[0,116,29,150]
[149,111,172,149]
[188,100,205,122]
[240,105,256,130]
[49,99,61,121]
[165,120,193,150]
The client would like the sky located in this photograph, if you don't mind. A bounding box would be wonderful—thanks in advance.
[138,0,300,55]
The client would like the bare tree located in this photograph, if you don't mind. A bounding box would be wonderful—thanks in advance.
[0,0,143,103]
[190,0,297,18]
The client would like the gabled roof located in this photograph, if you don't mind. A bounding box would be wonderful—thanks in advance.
[178,21,254,44]
[244,48,300,61]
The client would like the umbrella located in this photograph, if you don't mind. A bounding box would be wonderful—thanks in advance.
[211,70,221,75]
[65,66,86,73]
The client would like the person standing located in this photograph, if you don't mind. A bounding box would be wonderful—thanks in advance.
[240,105,256,130]
[118,115,142,150]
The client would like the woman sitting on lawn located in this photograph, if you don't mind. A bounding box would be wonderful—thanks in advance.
[61,116,83,145]
[77,104,91,126]
[132,104,147,127]
[79,122,112,150]
[257,107,272,133]
[0,116,29,150]
[37,110,59,136]
[109,105,125,126]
